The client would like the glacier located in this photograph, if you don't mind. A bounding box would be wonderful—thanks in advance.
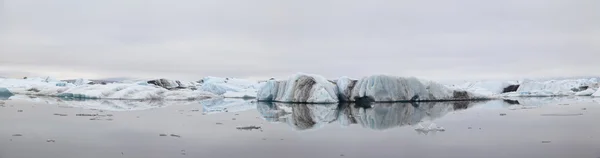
[257,73,339,103]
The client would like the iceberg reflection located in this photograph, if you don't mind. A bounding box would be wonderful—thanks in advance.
[259,101,483,131]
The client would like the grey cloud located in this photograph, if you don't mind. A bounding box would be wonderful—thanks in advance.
[1,0,599,81]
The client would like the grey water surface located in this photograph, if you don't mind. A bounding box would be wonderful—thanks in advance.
[1,96,599,158]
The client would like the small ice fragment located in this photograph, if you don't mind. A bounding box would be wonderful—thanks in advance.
[236,126,261,130]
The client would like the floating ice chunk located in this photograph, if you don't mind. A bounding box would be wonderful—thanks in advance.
[74,78,93,86]
[593,89,600,97]
[575,89,596,96]
[514,79,598,96]
[200,82,244,95]
[257,73,338,103]
[58,84,217,100]
[0,87,14,99]
[350,75,484,102]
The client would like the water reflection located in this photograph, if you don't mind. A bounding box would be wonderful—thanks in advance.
[4,95,256,113]
[258,101,484,131]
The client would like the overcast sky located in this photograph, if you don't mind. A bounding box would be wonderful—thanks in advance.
[1,0,598,82]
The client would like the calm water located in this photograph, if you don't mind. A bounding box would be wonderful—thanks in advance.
[1,96,599,158]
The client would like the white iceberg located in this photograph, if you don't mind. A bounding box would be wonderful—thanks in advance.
[451,80,519,96]
[58,83,217,100]
[350,75,485,102]
[575,89,596,96]
[593,89,600,97]
[505,79,598,97]
[199,77,260,98]
[257,73,339,103]
[0,78,72,96]
[74,78,93,86]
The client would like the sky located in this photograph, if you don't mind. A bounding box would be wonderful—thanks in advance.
[1,0,599,82]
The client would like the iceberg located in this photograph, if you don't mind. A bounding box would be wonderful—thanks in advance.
[257,73,339,103]
[335,76,358,102]
[0,77,73,96]
[200,76,260,89]
[58,83,217,100]
[509,79,598,97]
[575,89,596,96]
[350,75,485,102]
[593,89,600,97]
[199,77,260,98]
[74,78,93,86]
[147,78,195,90]
[451,80,519,96]
[0,87,14,99]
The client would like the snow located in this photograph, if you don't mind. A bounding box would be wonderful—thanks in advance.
[257,73,339,103]
[350,75,485,102]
